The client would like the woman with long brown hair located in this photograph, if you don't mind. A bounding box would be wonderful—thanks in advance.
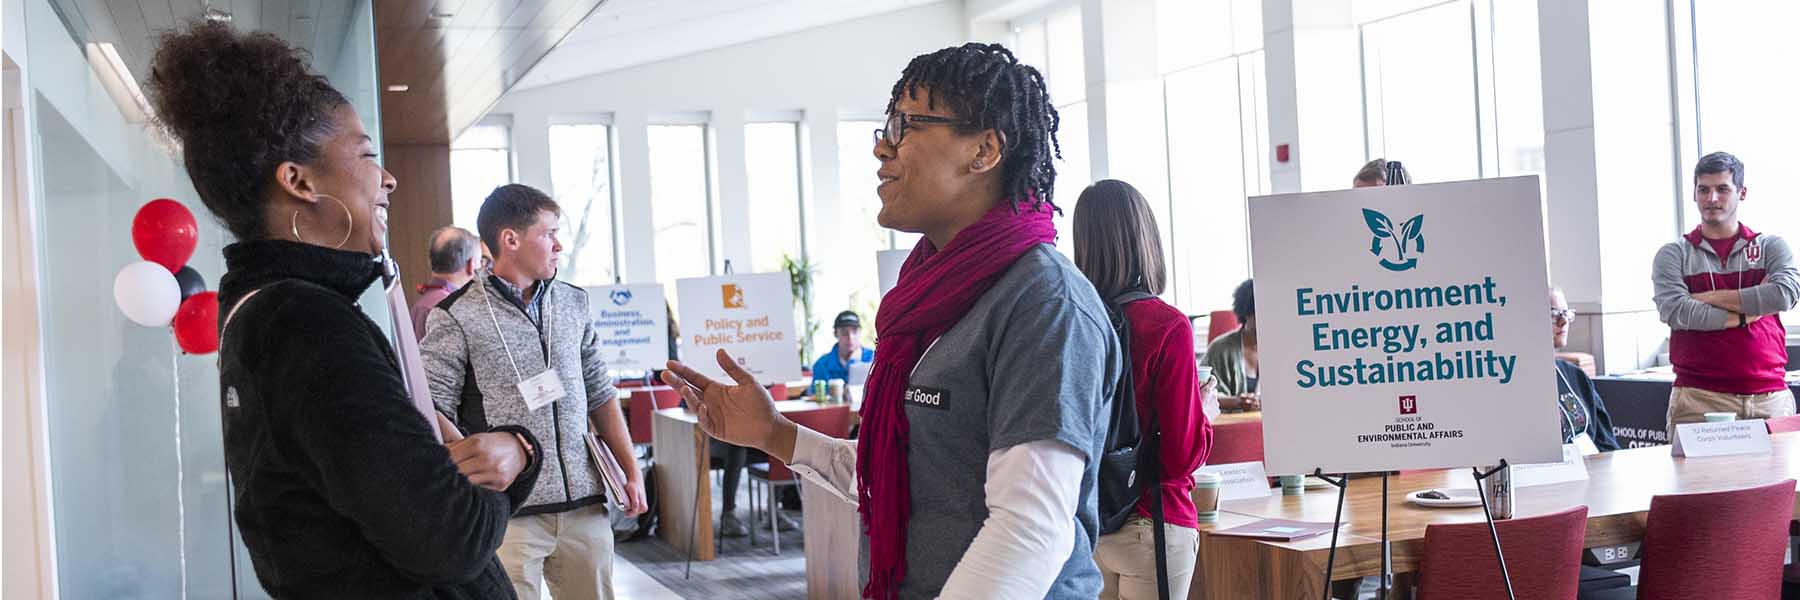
[1072,179,1215,599]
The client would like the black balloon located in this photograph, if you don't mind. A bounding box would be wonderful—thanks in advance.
[174,266,207,301]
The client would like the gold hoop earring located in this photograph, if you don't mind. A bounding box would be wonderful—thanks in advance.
[291,194,355,249]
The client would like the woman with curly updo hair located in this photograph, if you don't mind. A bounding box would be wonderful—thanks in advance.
[147,20,542,598]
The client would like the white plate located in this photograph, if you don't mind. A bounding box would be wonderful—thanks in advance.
[1303,476,1335,490]
[1406,488,1483,508]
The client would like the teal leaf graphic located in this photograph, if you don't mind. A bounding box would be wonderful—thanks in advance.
[1402,215,1425,253]
[1361,209,1394,239]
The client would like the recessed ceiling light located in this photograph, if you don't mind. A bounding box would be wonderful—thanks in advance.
[386,84,410,92]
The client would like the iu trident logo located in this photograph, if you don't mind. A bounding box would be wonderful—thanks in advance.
[1399,395,1418,415]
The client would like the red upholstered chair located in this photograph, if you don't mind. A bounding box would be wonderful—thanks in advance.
[1634,479,1796,600]
[1205,310,1240,344]
[1766,414,1800,434]
[747,404,852,554]
[625,386,683,446]
[1207,420,1265,465]
[1415,505,1587,600]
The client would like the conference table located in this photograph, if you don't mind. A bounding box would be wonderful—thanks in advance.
[1190,431,1800,599]
[652,399,841,561]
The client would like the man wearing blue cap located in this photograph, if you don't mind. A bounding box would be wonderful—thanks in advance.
[811,310,876,387]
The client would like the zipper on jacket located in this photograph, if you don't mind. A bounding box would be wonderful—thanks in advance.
[500,281,574,503]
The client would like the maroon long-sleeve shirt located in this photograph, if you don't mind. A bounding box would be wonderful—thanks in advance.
[1125,297,1215,527]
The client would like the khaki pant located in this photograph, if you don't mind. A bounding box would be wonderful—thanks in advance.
[1667,386,1796,441]
[498,503,615,600]
[1094,518,1200,600]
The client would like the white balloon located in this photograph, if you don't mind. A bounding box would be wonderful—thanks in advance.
[114,261,181,327]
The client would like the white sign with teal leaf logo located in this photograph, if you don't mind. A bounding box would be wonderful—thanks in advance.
[1248,176,1560,475]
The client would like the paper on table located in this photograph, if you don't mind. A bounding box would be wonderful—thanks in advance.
[1209,518,1344,541]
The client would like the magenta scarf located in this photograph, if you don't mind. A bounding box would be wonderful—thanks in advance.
[857,199,1057,599]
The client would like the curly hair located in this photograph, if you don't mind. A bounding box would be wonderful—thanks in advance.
[887,43,1062,213]
[146,20,349,240]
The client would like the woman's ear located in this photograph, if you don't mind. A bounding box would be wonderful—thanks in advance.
[272,161,318,204]
[970,129,1004,174]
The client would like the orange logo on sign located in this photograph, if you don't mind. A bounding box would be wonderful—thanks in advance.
[722,284,746,309]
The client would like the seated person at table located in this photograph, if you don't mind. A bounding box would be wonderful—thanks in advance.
[1550,288,1620,453]
[1206,279,1260,411]
[1352,157,1411,188]
[811,310,875,387]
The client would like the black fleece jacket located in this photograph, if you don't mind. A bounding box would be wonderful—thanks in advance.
[217,240,541,599]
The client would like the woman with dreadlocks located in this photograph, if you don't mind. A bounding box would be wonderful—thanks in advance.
[661,43,1117,599]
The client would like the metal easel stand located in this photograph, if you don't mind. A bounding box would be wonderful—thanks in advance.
[1312,470,1395,600]
[1470,460,1516,600]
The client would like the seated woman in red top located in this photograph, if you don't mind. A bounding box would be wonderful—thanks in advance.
[1071,179,1216,599]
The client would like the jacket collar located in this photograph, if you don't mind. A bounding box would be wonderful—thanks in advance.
[219,240,382,310]
[1684,222,1759,249]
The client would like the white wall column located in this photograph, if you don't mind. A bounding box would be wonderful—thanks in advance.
[1262,0,1362,194]
[615,112,656,283]
[1538,0,1680,372]
[511,110,553,193]
[711,111,751,273]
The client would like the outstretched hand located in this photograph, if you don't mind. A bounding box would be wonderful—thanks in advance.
[660,349,798,463]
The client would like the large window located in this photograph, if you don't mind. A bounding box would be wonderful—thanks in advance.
[831,120,891,341]
[648,124,714,313]
[549,121,617,286]
[1158,0,1270,315]
[1691,1,1799,326]
[745,121,805,273]
[450,120,513,231]
[1356,0,1545,183]
[1014,5,1089,256]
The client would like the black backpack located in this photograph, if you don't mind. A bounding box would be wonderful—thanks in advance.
[1096,290,1172,600]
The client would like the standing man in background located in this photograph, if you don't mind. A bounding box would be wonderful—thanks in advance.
[422,184,648,599]
[411,226,481,340]
[1652,151,1798,439]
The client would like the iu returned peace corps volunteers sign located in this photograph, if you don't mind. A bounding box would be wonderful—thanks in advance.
[1249,176,1562,475]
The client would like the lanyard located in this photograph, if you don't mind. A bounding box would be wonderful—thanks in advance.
[480,277,552,383]
[1554,367,1586,437]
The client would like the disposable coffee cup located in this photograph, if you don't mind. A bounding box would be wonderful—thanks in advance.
[1196,365,1214,383]
[1279,474,1304,496]
[1704,412,1737,423]
[1194,472,1223,523]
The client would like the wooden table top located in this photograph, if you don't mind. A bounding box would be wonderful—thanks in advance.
[1213,410,1262,427]
[1220,431,1800,544]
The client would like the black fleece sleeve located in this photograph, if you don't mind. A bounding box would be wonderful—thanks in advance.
[261,289,539,585]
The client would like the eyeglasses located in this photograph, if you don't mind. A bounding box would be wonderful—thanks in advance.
[873,112,964,148]
[1551,308,1577,324]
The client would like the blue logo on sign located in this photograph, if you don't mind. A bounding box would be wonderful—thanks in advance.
[1361,208,1425,272]
[609,289,633,306]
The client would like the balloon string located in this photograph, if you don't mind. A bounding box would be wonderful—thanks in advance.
[173,339,188,598]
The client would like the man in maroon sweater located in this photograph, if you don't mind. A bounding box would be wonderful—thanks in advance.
[1652,152,1798,440]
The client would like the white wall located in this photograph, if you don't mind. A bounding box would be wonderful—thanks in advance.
[493,1,967,285]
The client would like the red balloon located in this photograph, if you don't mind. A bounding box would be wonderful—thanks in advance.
[133,199,199,273]
[173,291,219,355]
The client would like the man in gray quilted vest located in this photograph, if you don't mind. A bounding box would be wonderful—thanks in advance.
[422,184,647,599]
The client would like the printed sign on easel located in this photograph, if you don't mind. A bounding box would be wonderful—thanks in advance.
[583,283,669,373]
[675,273,801,384]
[877,249,909,296]
[1249,176,1562,475]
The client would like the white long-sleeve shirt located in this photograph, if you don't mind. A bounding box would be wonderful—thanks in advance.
[790,425,1086,599]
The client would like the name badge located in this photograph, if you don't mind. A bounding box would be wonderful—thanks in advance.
[904,385,949,410]
[519,369,567,412]
[1671,420,1772,457]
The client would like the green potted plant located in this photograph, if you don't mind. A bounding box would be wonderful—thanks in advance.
[780,254,820,369]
